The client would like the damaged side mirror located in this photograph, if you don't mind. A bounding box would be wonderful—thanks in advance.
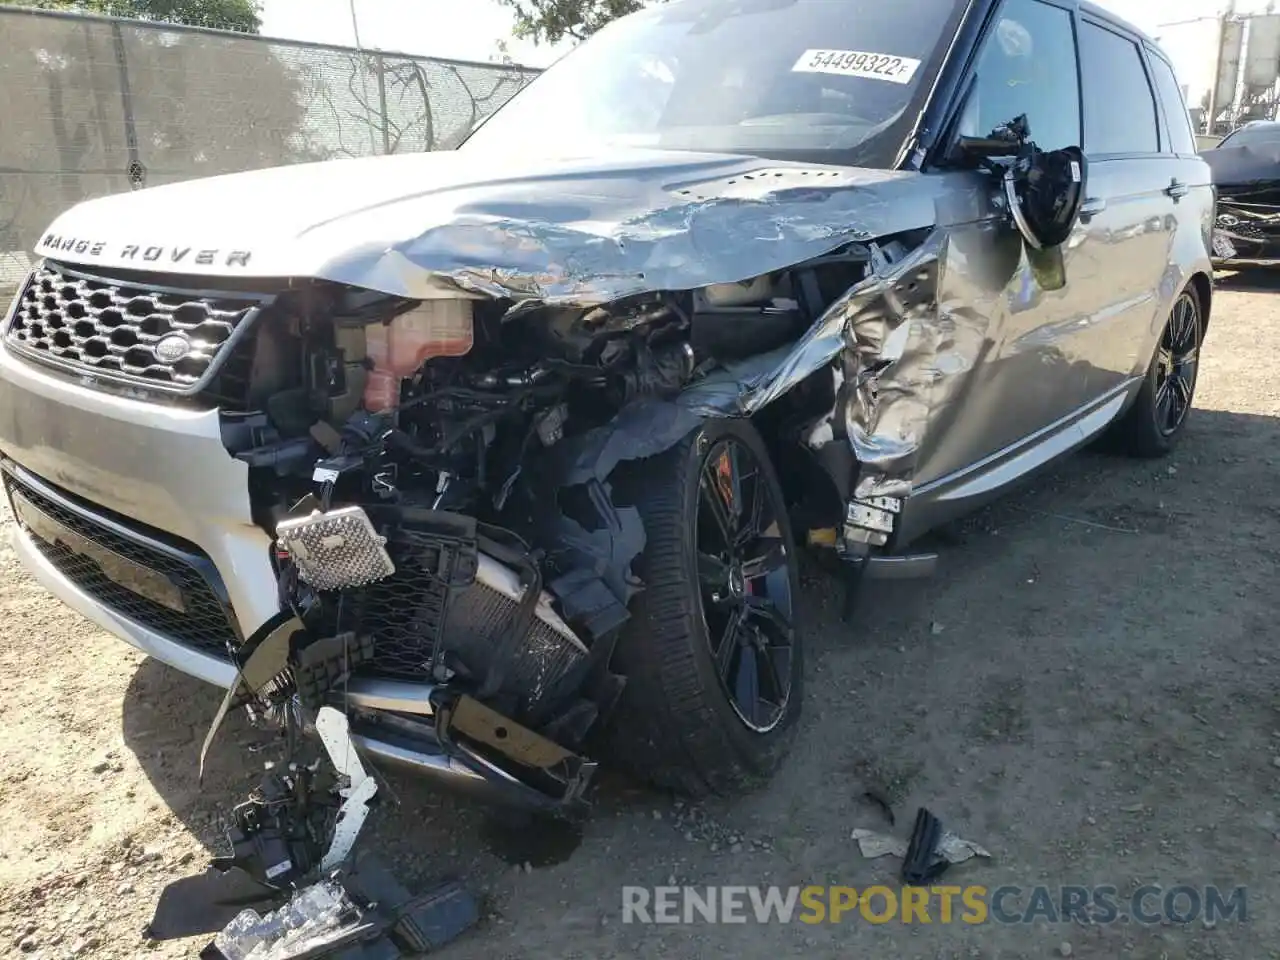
[956,115,1087,251]
[1002,144,1086,250]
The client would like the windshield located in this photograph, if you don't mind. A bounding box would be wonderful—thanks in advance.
[461,0,966,167]
[1219,123,1280,148]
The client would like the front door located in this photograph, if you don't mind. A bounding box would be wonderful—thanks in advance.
[910,0,1093,490]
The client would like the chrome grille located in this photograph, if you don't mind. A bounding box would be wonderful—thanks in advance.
[5,262,265,394]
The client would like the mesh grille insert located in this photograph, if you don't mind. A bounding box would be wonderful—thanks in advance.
[4,470,239,661]
[5,263,262,393]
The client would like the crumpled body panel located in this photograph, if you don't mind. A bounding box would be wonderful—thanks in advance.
[35,145,1012,518]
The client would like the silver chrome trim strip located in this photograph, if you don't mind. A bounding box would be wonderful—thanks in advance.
[912,379,1137,501]
[864,553,939,580]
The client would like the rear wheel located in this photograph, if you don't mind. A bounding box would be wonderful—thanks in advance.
[605,418,802,797]
[1111,287,1202,458]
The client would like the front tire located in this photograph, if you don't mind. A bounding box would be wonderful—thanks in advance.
[605,418,803,797]
[1111,286,1202,458]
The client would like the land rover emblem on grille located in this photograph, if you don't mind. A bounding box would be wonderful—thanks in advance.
[154,334,191,363]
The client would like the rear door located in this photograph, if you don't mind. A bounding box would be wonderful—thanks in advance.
[1069,16,1179,398]
[1143,45,1216,346]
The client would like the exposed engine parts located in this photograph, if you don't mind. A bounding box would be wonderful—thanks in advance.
[203,231,925,815]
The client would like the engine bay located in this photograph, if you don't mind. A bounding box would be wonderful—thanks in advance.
[213,242,892,746]
[222,267,827,528]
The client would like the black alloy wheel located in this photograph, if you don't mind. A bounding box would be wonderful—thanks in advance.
[1153,291,1201,437]
[695,437,796,734]
[605,416,804,797]
[1109,284,1205,458]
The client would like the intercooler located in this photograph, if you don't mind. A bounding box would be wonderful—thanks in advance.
[325,522,588,710]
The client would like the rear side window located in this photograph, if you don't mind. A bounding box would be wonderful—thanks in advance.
[1147,53,1197,154]
[1079,21,1159,155]
[958,0,1081,152]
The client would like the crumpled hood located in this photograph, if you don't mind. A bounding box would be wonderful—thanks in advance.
[33,147,951,304]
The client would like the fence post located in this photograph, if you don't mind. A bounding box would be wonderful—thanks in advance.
[109,20,145,188]
[375,52,391,154]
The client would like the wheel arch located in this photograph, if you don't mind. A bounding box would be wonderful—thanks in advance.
[1189,271,1212,332]
[747,369,855,535]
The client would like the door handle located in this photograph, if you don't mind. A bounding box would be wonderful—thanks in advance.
[1165,179,1189,200]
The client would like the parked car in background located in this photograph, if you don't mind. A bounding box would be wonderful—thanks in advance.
[0,0,1213,808]
[1203,120,1280,267]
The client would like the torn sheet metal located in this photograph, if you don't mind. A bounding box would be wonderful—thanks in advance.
[841,235,951,500]
[531,225,972,521]
[850,827,991,865]
[677,230,956,501]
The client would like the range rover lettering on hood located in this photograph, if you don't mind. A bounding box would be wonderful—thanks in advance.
[36,234,252,268]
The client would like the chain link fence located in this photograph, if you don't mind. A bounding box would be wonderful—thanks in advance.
[0,5,540,297]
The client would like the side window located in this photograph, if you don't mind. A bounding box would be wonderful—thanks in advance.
[1078,21,1159,155]
[958,0,1081,151]
[1147,53,1197,155]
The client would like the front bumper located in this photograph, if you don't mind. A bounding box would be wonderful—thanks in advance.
[5,465,574,811]
[5,471,433,715]
[1212,206,1280,268]
[0,343,582,811]
[0,342,279,637]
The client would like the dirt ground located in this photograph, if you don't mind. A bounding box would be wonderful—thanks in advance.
[1,273,1279,960]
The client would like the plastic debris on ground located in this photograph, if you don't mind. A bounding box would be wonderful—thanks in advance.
[148,694,483,958]
[850,805,991,880]
[210,882,361,960]
[849,828,991,864]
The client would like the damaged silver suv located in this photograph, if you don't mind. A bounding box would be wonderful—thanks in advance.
[0,0,1212,809]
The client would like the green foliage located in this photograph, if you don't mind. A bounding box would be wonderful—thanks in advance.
[23,0,262,33]
[497,0,645,44]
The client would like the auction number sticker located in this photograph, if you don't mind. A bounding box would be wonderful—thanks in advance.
[792,49,921,84]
